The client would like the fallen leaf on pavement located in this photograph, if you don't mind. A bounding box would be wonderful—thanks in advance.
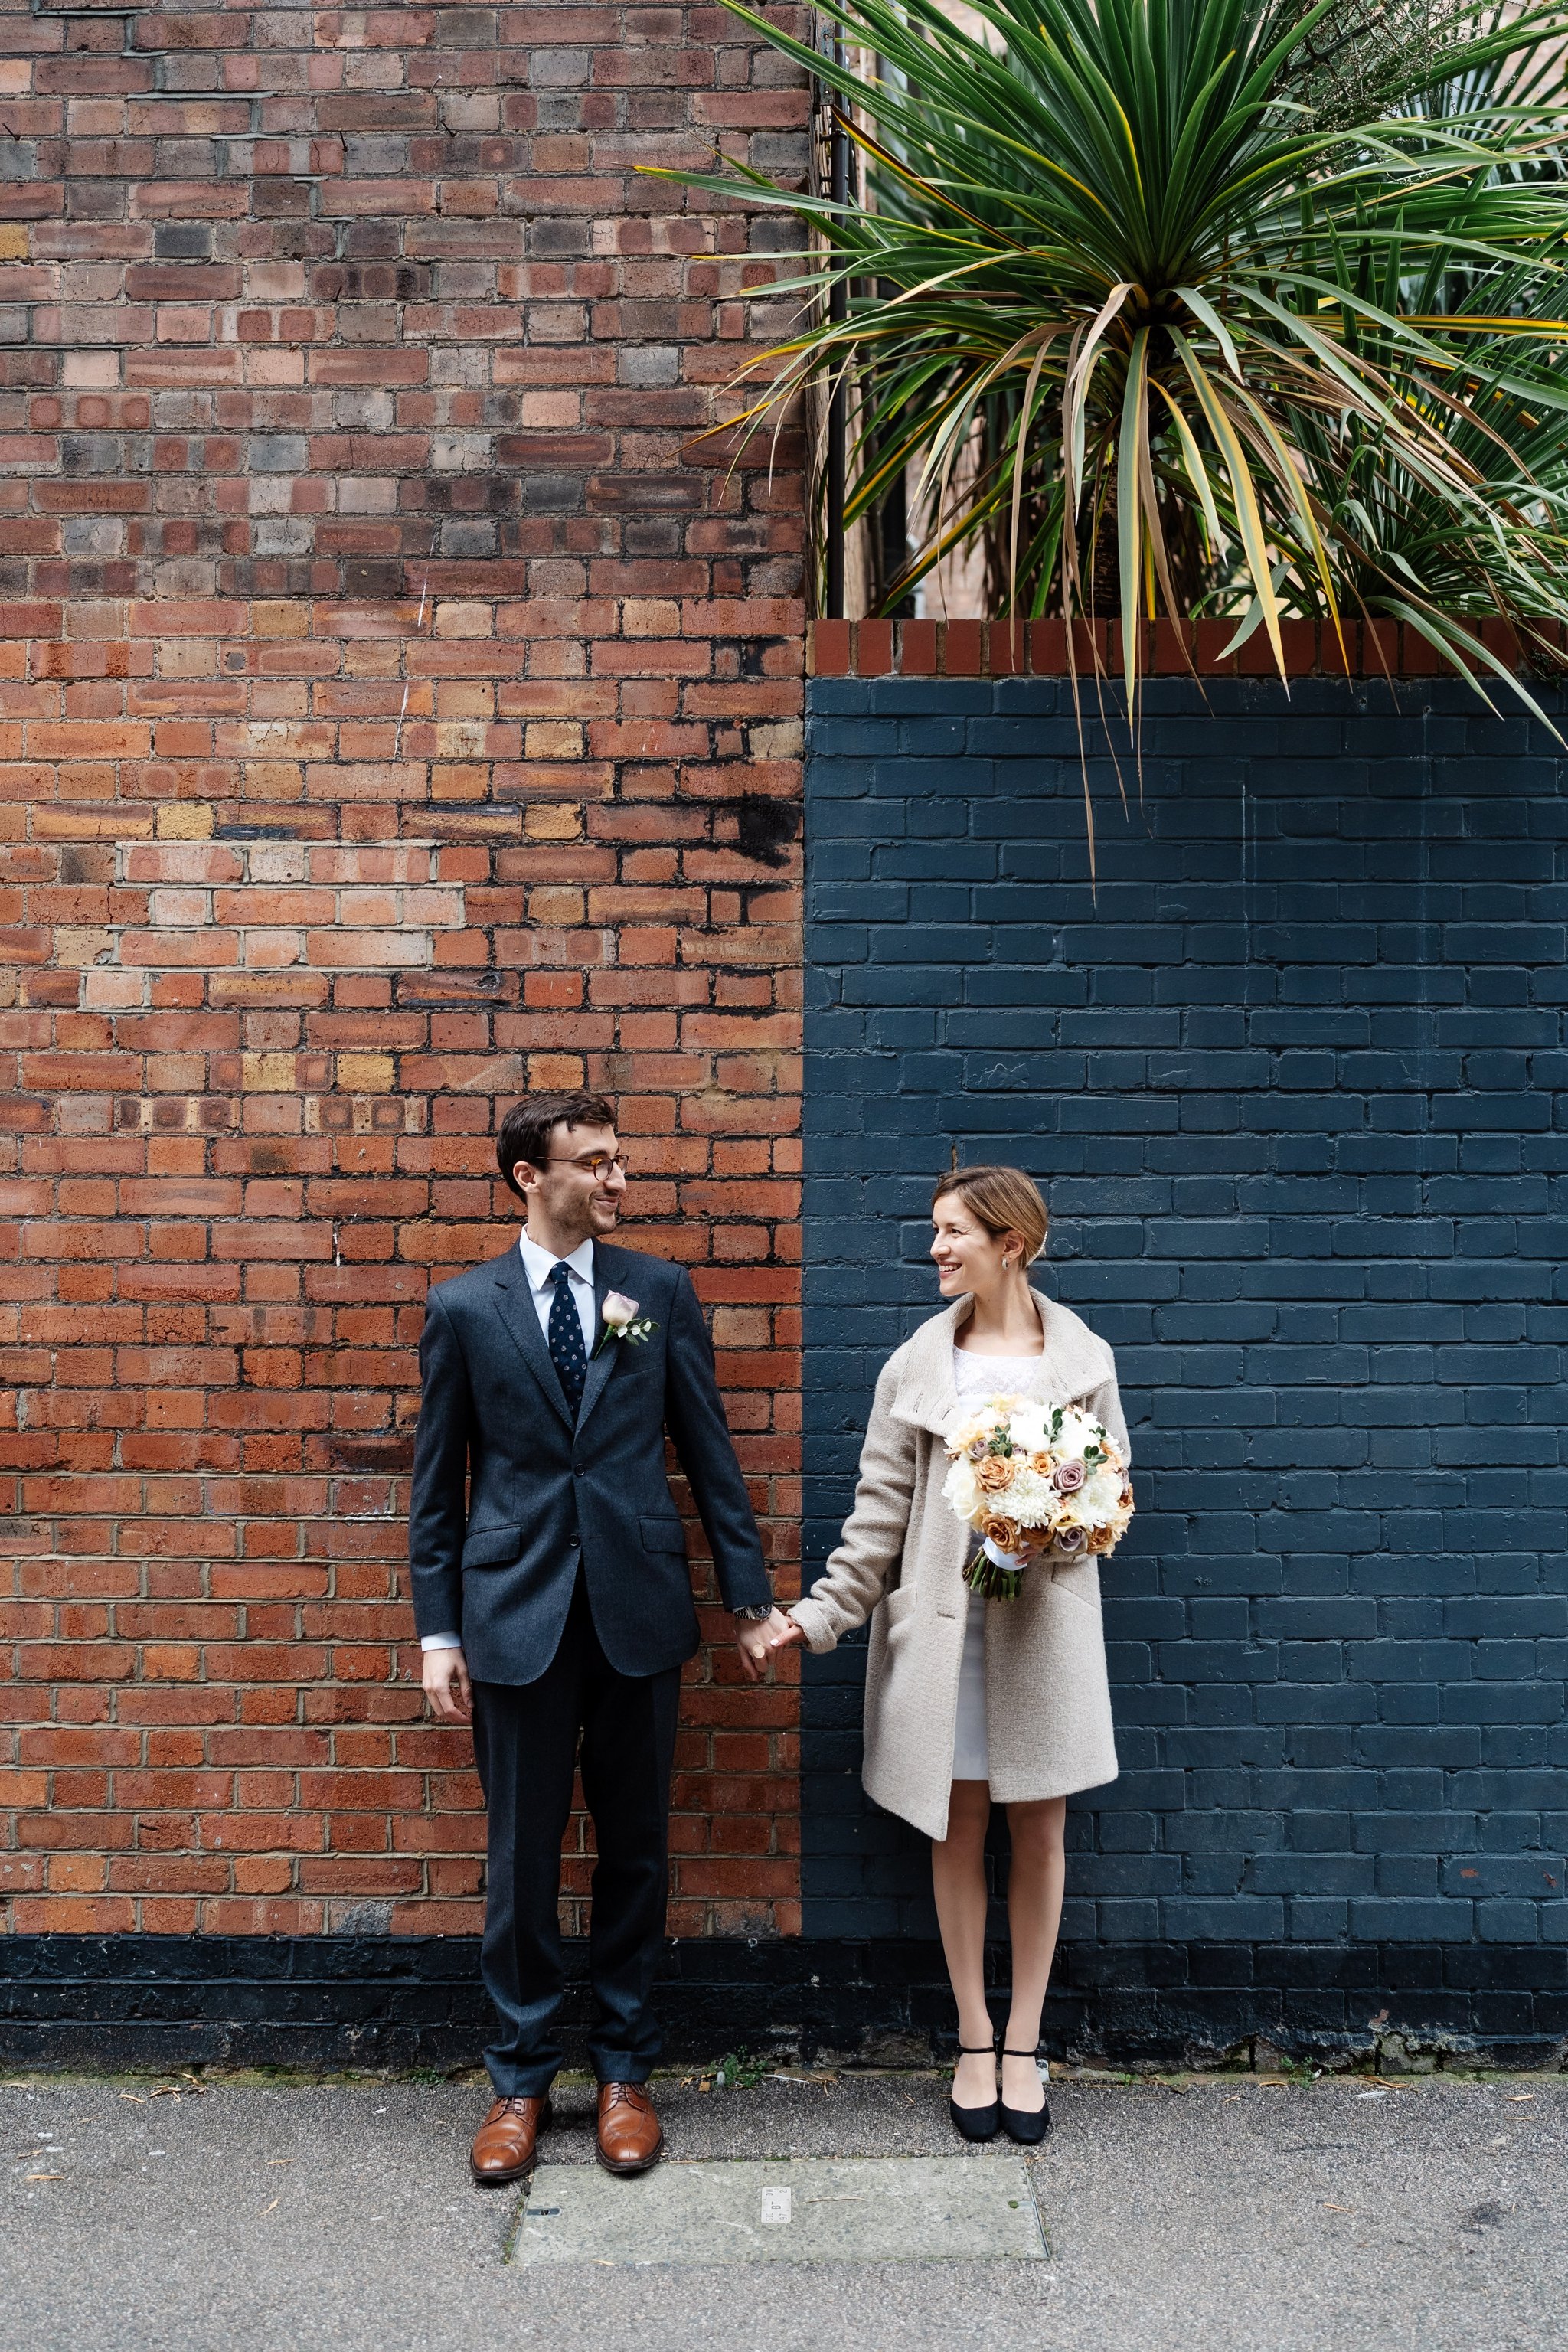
[266,2158,296,2167]
[261,2197,280,2214]
[119,2092,145,2104]
[1509,2094,1534,2103]
[25,2173,61,2182]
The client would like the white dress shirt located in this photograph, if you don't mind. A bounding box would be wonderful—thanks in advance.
[420,1231,597,1654]
[515,1228,597,1354]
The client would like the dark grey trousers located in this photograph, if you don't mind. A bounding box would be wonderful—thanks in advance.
[469,1572,681,2098]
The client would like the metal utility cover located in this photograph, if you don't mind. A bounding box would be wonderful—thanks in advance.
[514,2154,1047,2266]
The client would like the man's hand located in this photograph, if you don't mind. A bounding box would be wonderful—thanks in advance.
[422,1645,472,1723]
[736,1606,802,1682]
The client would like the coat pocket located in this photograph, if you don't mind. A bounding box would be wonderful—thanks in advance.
[461,1523,524,1569]
[880,1581,918,1631]
[639,1514,688,1555]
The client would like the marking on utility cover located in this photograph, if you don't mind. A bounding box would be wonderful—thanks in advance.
[515,2154,1047,2267]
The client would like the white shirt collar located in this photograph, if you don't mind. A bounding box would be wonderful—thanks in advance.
[517,1227,596,1294]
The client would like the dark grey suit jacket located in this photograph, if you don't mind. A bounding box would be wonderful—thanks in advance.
[408,1239,772,1681]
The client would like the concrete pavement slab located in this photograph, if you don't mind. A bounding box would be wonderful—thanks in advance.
[515,2153,1047,2265]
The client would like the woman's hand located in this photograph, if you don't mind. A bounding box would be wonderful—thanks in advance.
[736,1606,803,1681]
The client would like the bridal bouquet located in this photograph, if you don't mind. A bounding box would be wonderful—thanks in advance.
[942,1396,1134,1600]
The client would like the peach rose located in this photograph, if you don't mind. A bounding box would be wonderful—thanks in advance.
[978,1512,1022,1555]
[1087,1524,1117,1553]
[975,1455,1015,1493]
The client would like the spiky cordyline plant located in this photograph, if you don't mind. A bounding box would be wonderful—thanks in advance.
[654,0,1568,750]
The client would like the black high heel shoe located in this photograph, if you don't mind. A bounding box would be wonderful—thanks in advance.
[948,2039,1000,2142]
[999,2045,1050,2145]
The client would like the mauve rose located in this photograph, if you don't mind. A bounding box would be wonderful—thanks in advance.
[601,1290,639,1328]
[1055,1522,1087,1553]
[1053,1459,1086,1494]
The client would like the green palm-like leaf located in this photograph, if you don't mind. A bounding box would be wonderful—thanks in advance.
[647,0,1568,760]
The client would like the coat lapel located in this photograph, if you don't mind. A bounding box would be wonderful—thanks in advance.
[572,1244,624,1438]
[491,1249,573,1430]
[889,1298,969,1435]
[890,1289,1060,1435]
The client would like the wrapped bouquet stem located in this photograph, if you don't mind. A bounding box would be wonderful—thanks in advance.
[942,1396,1134,1600]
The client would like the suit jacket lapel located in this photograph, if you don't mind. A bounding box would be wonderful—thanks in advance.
[573,1246,621,1437]
[491,1252,573,1430]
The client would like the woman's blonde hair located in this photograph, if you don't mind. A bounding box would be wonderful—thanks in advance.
[931,1164,1048,1265]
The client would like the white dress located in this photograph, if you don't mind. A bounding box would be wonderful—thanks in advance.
[949,1345,1047,1784]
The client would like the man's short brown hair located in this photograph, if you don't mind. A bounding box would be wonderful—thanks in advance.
[496,1090,616,1200]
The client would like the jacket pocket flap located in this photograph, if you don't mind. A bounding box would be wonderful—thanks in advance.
[461,1524,524,1568]
[639,1514,688,1552]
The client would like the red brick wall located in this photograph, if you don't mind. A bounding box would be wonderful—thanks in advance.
[0,3,806,1938]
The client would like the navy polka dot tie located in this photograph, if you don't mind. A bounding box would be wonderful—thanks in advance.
[547,1261,586,1419]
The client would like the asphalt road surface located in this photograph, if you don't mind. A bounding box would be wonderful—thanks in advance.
[3,2067,1563,2352]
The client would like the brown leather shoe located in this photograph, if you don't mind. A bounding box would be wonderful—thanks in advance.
[469,2094,552,2185]
[595,2080,664,2175]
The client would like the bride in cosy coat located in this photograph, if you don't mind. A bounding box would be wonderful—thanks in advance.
[773,1166,1130,2146]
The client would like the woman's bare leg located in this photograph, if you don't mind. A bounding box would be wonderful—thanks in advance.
[931,1779,996,2106]
[1000,1795,1067,2115]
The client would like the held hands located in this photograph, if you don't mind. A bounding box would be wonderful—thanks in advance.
[736,1606,805,1683]
[425,1615,803,1706]
[422,1645,472,1723]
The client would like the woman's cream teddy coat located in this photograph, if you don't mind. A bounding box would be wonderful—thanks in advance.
[789,1289,1129,1841]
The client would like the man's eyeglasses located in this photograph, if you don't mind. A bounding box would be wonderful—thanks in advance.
[547,1151,629,1178]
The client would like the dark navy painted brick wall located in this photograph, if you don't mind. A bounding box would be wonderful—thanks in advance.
[802,672,1568,1956]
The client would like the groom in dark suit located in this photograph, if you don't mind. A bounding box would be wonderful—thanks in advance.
[411,1089,792,2184]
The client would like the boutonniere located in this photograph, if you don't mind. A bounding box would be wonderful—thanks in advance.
[593,1290,657,1357]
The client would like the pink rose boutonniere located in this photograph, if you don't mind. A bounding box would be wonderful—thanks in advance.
[593,1290,657,1357]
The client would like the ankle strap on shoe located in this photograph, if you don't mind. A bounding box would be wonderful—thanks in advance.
[1001,2046,1041,2058]
[957,2040,998,2054]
